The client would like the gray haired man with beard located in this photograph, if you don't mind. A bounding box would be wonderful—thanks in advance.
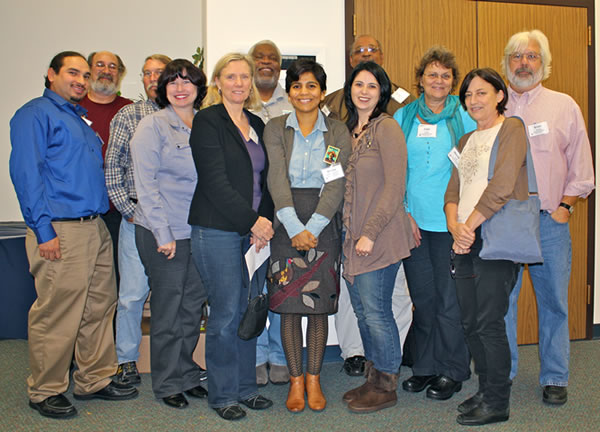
[248,40,292,387]
[105,54,184,387]
[80,51,133,284]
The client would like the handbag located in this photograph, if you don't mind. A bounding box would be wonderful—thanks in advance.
[237,282,269,341]
[479,117,544,264]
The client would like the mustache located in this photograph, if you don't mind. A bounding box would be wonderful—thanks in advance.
[98,72,114,81]
[146,82,158,91]
[515,67,533,75]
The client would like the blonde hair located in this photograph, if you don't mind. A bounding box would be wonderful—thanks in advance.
[501,29,552,81]
[202,53,261,110]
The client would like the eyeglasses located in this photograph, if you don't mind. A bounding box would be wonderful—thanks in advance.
[424,72,453,81]
[95,61,118,71]
[509,52,541,62]
[141,69,164,79]
[353,46,379,55]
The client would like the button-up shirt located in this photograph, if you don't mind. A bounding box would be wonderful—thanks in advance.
[9,88,108,243]
[505,84,594,211]
[131,105,197,245]
[250,84,292,123]
[276,110,330,238]
[105,99,160,220]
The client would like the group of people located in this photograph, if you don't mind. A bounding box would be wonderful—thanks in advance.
[9,28,594,427]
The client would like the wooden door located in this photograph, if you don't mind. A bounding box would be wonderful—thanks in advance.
[353,0,592,342]
[477,1,590,342]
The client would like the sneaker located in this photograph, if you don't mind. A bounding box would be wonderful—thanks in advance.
[199,366,208,382]
[116,361,141,385]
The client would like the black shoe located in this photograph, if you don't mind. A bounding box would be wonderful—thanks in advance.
[185,385,208,399]
[457,392,483,414]
[543,385,567,405]
[199,366,207,382]
[240,394,273,410]
[456,402,509,426]
[116,361,141,385]
[214,404,246,420]
[426,376,462,400]
[163,393,188,409]
[343,355,366,377]
[73,380,138,401]
[402,375,438,393]
[29,394,77,419]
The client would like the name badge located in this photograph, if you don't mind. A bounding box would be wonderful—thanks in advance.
[417,124,437,138]
[249,127,259,143]
[321,105,331,117]
[448,147,460,168]
[323,145,340,164]
[321,164,344,183]
[391,87,410,104]
[528,121,549,137]
[82,116,93,126]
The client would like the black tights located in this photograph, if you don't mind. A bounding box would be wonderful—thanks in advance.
[280,313,328,377]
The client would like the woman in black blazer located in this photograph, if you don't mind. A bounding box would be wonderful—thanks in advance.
[189,53,274,421]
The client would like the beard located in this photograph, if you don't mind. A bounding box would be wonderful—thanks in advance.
[254,73,278,90]
[507,65,543,91]
[90,73,118,96]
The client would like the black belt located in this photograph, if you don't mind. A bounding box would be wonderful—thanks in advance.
[53,214,99,222]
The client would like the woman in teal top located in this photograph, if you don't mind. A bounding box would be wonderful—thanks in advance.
[393,46,475,401]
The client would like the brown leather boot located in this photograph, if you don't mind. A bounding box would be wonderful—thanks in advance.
[286,375,305,413]
[343,360,373,403]
[305,373,326,411]
[347,367,398,413]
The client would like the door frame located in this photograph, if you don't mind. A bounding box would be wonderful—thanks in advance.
[346,0,596,339]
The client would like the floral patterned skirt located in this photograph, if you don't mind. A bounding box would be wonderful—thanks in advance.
[267,188,341,315]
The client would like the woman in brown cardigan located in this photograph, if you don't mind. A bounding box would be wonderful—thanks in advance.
[444,68,528,426]
[341,61,415,413]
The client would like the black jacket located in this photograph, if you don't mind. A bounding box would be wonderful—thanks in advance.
[188,103,273,235]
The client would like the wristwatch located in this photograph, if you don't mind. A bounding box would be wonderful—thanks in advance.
[559,202,574,215]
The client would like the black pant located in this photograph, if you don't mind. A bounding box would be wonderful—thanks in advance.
[452,229,519,410]
[101,209,121,286]
[403,230,471,381]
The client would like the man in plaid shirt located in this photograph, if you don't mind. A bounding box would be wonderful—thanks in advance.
[105,54,172,385]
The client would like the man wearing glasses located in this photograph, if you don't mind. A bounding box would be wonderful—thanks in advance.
[105,54,174,387]
[502,30,594,406]
[80,51,133,285]
[323,34,415,378]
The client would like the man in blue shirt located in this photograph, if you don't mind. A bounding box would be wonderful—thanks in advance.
[9,51,137,419]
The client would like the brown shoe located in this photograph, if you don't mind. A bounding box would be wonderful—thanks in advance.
[347,367,398,413]
[343,361,373,403]
[305,373,326,411]
[286,375,305,413]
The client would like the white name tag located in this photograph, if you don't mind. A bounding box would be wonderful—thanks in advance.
[417,124,437,138]
[391,87,410,104]
[448,147,460,168]
[321,105,331,117]
[249,127,259,143]
[282,109,292,115]
[321,163,344,183]
[82,116,92,126]
[528,121,549,137]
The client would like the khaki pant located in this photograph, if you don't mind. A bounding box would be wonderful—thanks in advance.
[25,218,118,402]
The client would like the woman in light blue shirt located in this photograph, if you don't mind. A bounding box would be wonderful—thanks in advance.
[131,59,208,409]
[263,59,351,413]
[393,46,475,401]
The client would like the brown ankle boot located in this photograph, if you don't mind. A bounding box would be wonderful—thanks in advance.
[343,361,373,403]
[347,367,398,413]
[305,373,326,411]
[286,375,305,412]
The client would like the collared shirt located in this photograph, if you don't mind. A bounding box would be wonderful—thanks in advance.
[105,99,160,219]
[505,84,594,211]
[276,110,330,238]
[394,105,476,231]
[131,105,197,245]
[250,84,293,123]
[9,88,108,244]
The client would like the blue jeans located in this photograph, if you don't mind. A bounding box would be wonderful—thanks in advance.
[505,211,571,386]
[191,226,265,408]
[346,262,402,374]
[256,283,286,366]
[115,218,150,363]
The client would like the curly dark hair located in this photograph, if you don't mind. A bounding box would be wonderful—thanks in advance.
[415,45,460,95]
